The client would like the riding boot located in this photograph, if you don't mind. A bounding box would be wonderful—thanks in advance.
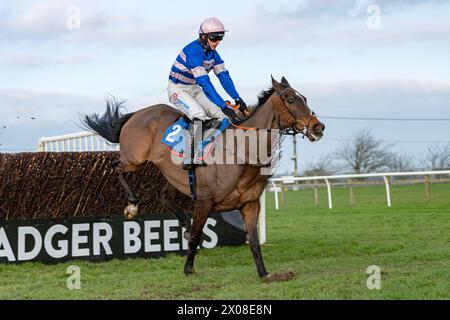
[182,122,195,170]
[182,118,206,170]
[192,119,207,167]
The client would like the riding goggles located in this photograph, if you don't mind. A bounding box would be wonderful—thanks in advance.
[208,33,224,42]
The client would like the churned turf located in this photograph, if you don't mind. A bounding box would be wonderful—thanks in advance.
[0,182,449,299]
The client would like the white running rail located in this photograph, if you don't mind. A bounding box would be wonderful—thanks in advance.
[263,171,449,244]
[36,131,119,152]
[269,170,450,210]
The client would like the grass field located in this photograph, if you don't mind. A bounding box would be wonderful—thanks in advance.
[1,182,449,299]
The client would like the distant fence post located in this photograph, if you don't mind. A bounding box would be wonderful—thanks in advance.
[280,182,285,207]
[259,191,266,244]
[314,180,319,205]
[383,176,391,207]
[36,138,45,152]
[348,178,355,205]
[271,180,279,210]
[324,179,332,209]
[425,175,431,201]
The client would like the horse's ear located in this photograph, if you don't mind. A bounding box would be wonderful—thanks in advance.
[281,76,291,87]
[271,75,285,93]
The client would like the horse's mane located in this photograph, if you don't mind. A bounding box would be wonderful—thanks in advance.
[233,87,275,125]
[250,87,275,112]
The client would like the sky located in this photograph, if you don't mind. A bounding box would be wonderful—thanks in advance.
[1,0,450,174]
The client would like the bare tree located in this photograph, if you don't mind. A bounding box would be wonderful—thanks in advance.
[388,152,415,172]
[423,144,450,170]
[304,155,335,176]
[334,129,394,174]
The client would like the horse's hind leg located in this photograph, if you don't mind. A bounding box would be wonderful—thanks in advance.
[240,200,269,279]
[112,159,140,219]
[184,200,213,275]
[158,182,192,240]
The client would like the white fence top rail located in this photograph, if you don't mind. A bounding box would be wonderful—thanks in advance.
[269,169,450,210]
[271,170,450,183]
[38,131,96,143]
[36,131,118,152]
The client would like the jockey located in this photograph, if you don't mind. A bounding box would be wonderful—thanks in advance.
[167,17,248,170]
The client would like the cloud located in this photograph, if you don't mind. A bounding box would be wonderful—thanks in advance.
[263,0,449,19]
[0,0,109,43]
[239,0,450,47]
[0,88,157,150]
[2,0,449,51]
[0,89,103,129]
[0,54,95,68]
[0,89,104,150]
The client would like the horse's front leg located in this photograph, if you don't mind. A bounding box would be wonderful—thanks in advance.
[112,159,140,219]
[184,200,213,275]
[240,200,269,278]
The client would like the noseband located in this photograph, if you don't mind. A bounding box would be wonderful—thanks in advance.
[271,89,316,137]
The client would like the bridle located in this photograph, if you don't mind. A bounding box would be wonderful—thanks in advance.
[271,87,317,138]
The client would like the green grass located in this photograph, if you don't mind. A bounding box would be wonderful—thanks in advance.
[1,183,449,299]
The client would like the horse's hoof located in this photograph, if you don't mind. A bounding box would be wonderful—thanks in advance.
[124,203,138,220]
[261,273,272,283]
[184,266,196,276]
[183,231,191,241]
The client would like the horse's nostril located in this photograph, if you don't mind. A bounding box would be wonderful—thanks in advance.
[314,123,323,133]
[321,123,325,131]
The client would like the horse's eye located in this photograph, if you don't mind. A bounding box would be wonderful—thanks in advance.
[288,98,294,103]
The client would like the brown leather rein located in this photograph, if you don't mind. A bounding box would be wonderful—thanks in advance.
[227,90,316,136]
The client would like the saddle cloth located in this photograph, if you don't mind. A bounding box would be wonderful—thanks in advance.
[161,117,231,159]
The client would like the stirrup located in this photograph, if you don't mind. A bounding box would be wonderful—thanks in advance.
[193,158,207,167]
[182,162,194,170]
[182,160,205,170]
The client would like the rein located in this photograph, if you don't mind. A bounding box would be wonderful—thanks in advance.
[228,89,315,137]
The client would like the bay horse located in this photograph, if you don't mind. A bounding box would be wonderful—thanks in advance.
[83,76,325,281]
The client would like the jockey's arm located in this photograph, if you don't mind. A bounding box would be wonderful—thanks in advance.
[215,66,241,101]
[212,52,241,101]
[192,66,227,109]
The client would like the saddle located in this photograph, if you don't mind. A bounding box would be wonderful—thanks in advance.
[161,117,231,159]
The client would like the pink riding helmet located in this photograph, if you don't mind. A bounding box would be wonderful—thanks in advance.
[198,17,227,34]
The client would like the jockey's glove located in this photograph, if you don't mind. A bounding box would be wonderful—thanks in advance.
[222,106,240,123]
[235,99,248,113]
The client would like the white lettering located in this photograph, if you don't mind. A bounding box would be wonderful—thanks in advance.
[66,265,81,289]
[93,223,113,256]
[366,5,381,30]
[72,223,90,257]
[0,227,16,261]
[202,218,218,249]
[366,265,381,289]
[123,221,141,254]
[18,226,42,261]
[181,226,189,250]
[144,221,161,252]
[164,220,180,251]
[44,224,68,258]
[66,5,81,30]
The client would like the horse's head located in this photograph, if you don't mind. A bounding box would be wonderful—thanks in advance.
[271,76,325,142]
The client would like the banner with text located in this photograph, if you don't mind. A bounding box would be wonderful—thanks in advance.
[0,212,246,263]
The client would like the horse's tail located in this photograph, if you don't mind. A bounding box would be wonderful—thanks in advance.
[82,97,135,143]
